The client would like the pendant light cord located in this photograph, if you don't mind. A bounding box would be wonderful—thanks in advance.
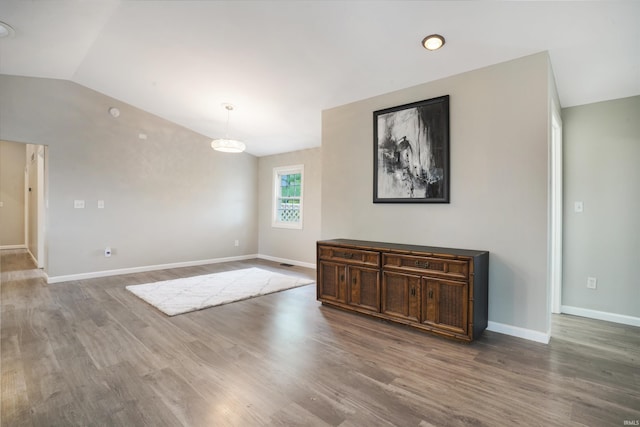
[224,104,233,138]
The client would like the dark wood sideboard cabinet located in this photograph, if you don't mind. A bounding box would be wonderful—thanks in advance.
[317,239,489,342]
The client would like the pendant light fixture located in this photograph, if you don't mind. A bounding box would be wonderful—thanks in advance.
[211,103,246,153]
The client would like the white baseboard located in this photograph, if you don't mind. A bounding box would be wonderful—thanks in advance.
[561,305,640,327]
[0,244,27,250]
[487,321,550,344]
[47,254,259,284]
[257,254,316,270]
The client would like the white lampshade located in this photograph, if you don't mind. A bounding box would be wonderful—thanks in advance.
[211,138,246,153]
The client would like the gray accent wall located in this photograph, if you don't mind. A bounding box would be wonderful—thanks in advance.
[0,75,258,278]
[258,147,321,265]
[0,140,26,246]
[562,96,640,317]
[321,52,554,334]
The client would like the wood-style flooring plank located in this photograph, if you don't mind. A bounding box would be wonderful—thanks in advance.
[1,249,639,426]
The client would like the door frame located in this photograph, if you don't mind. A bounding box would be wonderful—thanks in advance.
[549,105,563,314]
[24,144,47,269]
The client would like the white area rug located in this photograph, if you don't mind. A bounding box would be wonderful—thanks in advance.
[126,267,314,316]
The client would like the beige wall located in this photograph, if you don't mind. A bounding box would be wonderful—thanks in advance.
[0,140,26,247]
[0,75,259,278]
[258,147,321,266]
[562,96,640,318]
[321,52,553,335]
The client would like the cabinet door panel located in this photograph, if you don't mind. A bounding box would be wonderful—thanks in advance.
[348,266,380,312]
[422,278,468,335]
[382,271,420,322]
[318,261,346,303]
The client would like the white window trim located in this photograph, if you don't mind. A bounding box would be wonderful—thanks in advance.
[272,164,304,229]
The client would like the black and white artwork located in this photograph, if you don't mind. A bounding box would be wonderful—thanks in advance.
[373,95,449,203]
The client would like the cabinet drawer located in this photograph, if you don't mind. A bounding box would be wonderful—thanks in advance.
[383,253,468,279]
[318,245,380,267]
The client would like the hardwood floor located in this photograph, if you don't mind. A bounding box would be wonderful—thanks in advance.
[1,249,639,426]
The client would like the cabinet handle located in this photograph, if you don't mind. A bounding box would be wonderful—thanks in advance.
[335,252,353,259]
[410,287,416,297]
[352,277,357,284]
[429,289,434,299]
[415,261,430,269]
[340,275,345,282]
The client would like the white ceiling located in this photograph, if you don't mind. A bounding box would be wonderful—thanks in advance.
[1,1,638,156]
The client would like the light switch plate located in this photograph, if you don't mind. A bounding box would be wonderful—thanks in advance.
[574,201,583,213]
[74,200,85,209]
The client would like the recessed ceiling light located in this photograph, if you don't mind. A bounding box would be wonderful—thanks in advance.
[422,34,445,51]
[0,21,15,38]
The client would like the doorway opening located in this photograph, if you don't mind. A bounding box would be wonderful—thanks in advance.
[0,141,48,271]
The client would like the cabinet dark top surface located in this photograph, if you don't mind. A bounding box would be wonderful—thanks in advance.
[318,239,488,258]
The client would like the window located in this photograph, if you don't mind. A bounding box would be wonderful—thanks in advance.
[272,165,304,229]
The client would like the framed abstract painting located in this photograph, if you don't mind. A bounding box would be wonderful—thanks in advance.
[373,95,450,203]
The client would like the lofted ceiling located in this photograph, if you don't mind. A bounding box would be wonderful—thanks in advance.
[1,1,638,157]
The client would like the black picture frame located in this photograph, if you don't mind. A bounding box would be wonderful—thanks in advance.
[373,95,450,203]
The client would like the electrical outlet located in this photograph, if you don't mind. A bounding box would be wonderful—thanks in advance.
[74,200,85,209]
[234,240,239,247]
[587,277,597,289]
